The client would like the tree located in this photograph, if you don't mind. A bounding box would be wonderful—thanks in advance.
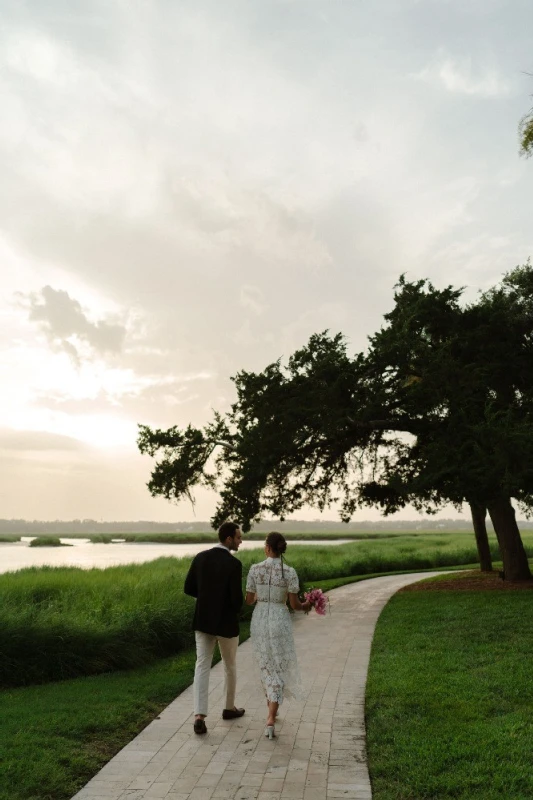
[138,267,533,581]
[355,270,533,577]
[520,107,533,156]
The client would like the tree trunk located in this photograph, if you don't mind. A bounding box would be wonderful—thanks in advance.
[468,502,493,572]
[487,496,532,581]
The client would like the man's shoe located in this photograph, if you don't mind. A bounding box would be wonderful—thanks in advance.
[222,707,245,720]
[193,717,207,734]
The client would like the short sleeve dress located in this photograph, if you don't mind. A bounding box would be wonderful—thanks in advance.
[246,556,303,704]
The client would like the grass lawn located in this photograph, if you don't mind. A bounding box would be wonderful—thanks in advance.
[0,652,196,800]
[0,566,474,800]
[0,623,250,800]
[366,578,533,800]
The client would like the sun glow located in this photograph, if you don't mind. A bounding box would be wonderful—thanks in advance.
[0,342,156,450]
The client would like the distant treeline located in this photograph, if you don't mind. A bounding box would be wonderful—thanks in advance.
[0,517,522,534]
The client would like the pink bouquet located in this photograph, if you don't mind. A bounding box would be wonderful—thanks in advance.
[304,588,328,616]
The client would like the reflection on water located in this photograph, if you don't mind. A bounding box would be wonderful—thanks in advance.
[0,539,352,575]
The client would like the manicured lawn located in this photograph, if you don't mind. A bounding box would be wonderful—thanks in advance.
[0,652,196,800]
[0,626,252,800]
[366,586,533,799]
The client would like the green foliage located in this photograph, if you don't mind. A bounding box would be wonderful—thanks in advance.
[0,651,200,800]
[367,590,533,799]
[238,534,504,585]
[3,569,533,800]
[138,265,533,542]
[1,534,519,687]
[520,108,533,156]
[137,332,380,530]
[28,536,66,548]
[137,413,231,507]
[359,267,533,516]
[0,558,196,686]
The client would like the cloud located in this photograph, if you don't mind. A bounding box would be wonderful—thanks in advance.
[0,427,86,452]
[240,285,267,315]
[34,372,214,417]
[414,52,512,97]
[4,27,79,88]
[20,286,127,362]
[0,0,531,521]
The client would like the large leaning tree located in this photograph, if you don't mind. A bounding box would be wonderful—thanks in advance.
[138,265,533,581]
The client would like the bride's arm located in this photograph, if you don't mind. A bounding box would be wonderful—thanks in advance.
[288,593,312,612]
[245,591,257,605]
[288,568,311,611]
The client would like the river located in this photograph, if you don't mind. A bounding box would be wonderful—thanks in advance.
[0,538,352,575]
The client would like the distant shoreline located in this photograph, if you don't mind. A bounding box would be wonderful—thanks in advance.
[1,529,484,546]
[0,517,519,536]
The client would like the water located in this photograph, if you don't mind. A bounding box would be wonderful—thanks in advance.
[0,538,352,575]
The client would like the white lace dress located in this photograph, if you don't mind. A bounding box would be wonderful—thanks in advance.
[246,557,303,705]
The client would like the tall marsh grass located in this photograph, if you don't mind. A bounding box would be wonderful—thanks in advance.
[2,533,532,688]
[0,559,196,687]
[245,533,509,583]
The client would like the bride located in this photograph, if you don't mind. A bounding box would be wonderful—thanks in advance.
[245,532,311,738]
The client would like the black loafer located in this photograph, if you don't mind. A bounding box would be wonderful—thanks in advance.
[193,718,207,734]
[222,707,245,720]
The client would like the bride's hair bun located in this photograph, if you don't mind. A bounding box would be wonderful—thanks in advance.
[266,531,287,555]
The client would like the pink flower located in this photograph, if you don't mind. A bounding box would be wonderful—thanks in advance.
[304,588,329,616]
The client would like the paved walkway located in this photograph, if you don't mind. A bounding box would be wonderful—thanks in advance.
[71,572,438,800]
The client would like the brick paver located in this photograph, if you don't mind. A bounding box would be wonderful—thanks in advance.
[71,572,441,800]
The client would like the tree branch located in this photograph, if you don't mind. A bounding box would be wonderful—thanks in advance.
[346,416,422,435]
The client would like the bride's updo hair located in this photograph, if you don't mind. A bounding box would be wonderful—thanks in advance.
[266,532,287,556]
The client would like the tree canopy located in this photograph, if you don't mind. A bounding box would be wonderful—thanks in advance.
[138,264,533,580]
[520,107,533,156]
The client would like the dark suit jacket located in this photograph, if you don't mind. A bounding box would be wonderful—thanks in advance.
[184,546,243,638]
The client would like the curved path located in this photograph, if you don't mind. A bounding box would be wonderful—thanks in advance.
[72,572,440,800]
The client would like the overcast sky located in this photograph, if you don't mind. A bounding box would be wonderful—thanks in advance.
[1,0,532,523]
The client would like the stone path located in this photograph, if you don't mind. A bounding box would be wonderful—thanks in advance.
[71,572,439,800]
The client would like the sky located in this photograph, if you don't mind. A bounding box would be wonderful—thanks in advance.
[1,0,532,524]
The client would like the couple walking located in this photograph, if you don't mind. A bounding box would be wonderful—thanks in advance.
[184,521,312,738]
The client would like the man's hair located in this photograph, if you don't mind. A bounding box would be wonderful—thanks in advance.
[218,521,241,543]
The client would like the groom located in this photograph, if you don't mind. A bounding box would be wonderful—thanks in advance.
[184,521,246,734]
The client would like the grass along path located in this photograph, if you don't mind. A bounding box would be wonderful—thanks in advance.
[0,649,200,800]
[0,566,478,800]
[2,538,532,799]
[366,575,533,800]
[1,534,502,687]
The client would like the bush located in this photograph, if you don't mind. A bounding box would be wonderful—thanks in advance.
[28,537,66,548]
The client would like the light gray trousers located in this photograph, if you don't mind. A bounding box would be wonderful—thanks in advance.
[193,631,239,716]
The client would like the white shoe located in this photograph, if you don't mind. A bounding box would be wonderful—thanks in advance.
[265,725,275,739]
